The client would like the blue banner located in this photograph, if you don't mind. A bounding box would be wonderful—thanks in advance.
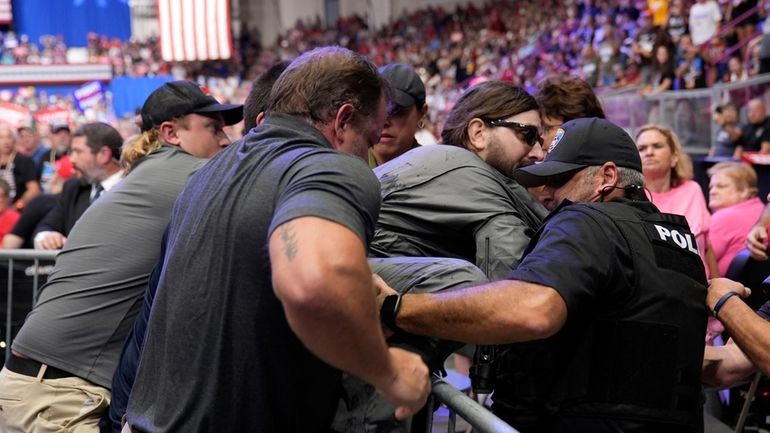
[12,0,131,46]
[109,76,174,118]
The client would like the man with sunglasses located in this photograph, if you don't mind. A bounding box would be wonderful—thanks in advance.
[370,80,547,280]
[333,81,548,433]
[377,117,708,433]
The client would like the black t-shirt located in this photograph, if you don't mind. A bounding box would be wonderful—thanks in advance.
[496,200,705,432]
[508,203,631,312]
[0,153,37,201]
[740,119,770,152]
[125,113,381,433]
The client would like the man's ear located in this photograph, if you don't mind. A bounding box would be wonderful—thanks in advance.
[467,118,487,153]
[158,121,181,146]
[328,103,356,150]
[599,161,620,187]
[255,112,265,126]
[96,146,113,165]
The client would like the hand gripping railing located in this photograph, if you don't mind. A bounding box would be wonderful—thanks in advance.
[0,249,59,362]
[418,374,520,433]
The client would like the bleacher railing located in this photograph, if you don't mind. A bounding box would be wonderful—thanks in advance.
[0,249,58,362]
[599,73,770,152]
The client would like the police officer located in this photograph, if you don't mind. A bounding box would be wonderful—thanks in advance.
[377,117,708,433]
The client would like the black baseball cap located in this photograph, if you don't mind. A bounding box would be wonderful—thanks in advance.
[379,64,426,109]
[140,80,243,132]
[50,121,70,133]
[514,117,642,187]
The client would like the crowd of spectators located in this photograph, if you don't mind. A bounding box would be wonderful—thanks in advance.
[2,0,770,136]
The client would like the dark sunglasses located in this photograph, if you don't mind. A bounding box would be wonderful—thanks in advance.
[482,118,544,147]
[387,104,410,117]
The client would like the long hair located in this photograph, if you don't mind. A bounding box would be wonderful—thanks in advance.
[441,81,538,149]
[635,124,693,187]
[121,128,162,172]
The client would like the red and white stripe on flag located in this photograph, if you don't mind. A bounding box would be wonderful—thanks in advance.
[158,0,232,62]
[0,0,13,25]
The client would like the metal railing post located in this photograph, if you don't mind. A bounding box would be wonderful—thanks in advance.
[32,258,39,306]
[5,257,11,363]
[0,249,58,361]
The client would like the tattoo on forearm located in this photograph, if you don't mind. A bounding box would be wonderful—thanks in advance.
[280,223,298,261]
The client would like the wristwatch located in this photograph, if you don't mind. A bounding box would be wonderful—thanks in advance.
[380,294,403,333]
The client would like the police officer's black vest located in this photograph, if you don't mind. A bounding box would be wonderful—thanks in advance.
[492,200,707,432]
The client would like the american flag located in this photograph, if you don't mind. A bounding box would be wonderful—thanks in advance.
[157,0,232,62]
[0,0,12,25]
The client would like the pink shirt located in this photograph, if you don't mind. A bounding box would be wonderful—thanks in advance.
[648,180,712,276]
[710,197,765,276]
[0,208,19,239]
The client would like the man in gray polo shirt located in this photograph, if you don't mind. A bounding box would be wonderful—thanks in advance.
[0,81,242,433]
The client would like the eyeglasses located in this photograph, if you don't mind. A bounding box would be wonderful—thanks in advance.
[482,118,544,147]
[387,104,411,118]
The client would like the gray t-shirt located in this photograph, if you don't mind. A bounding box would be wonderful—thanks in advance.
[370,145,546,279]
[125,113,381,433]
[13,145,203,388]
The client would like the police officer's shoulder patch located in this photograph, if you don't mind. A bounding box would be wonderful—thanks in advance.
[548,128,565,153]
[641,212,707,284]
[643,221,700,257]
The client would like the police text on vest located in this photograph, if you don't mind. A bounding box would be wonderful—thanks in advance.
[653,224,699,255]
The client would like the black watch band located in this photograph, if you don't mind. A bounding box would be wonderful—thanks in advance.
[380,294,403,333]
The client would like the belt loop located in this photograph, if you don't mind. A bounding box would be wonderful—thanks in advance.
[36,364,48,382]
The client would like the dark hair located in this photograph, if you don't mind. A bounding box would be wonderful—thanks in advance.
[441,81,538,148]
[267,46,387,128]
[72,122,123,160]
[243,60,291,135]
[720,101,739,113]
[535,75,606,121]
[635,124,692,187]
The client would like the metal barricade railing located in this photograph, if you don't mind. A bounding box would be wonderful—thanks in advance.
[599,74,770,153]
[420,375,520,433]
[0,249,58,362]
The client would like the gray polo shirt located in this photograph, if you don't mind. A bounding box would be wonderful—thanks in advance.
[13,145,203,388]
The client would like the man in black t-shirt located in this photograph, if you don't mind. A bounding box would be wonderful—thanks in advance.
[378,118,708,433]
[738,98,770,156]
[123,47,429,433]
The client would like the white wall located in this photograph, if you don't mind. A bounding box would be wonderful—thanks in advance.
[276,0,326,30]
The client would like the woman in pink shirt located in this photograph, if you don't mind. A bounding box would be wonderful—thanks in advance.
[708,162,765,276]
[637,124,718,277]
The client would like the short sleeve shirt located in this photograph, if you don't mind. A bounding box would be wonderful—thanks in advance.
[741,119,770,152]
[508,203,630,314]
[125,113,381,433]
